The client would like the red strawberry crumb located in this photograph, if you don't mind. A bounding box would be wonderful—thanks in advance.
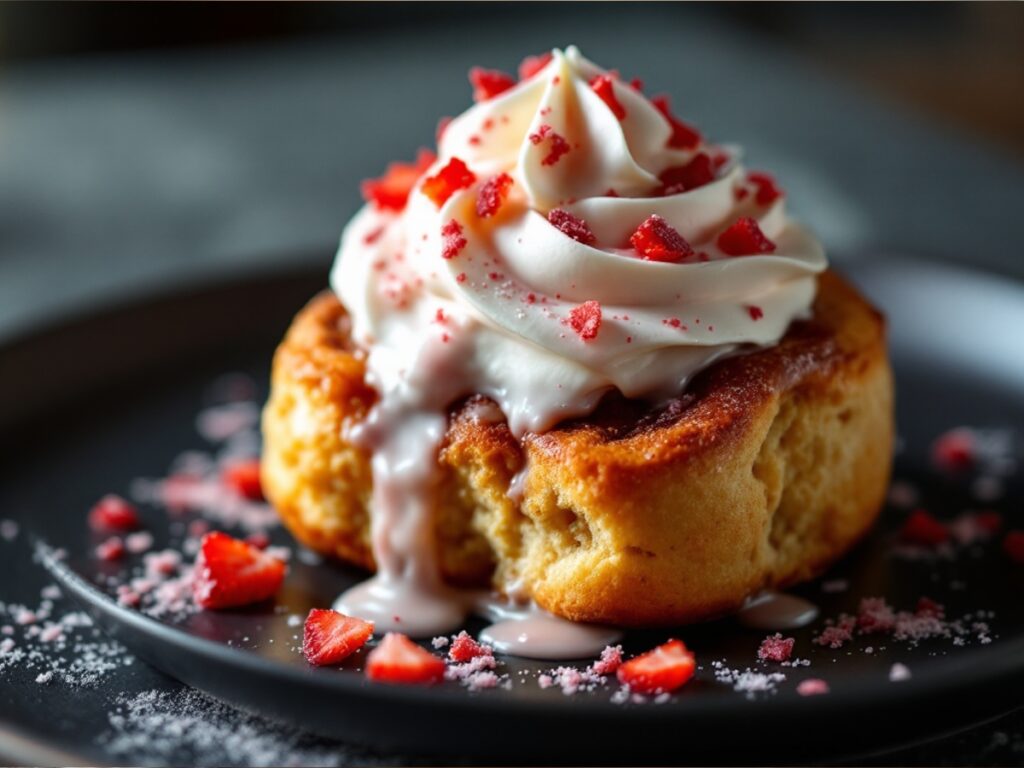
[448,631,491,663]
[360,149,436,212]
[222,459,264,502]
[469,67,516,102]
[568,300,602,342]
[747,171,784,205]
[441,220,467,260]
[88,495,141,532]
[363,226,385,245]
[814,617,856,649]
[589,74,626,120]
[436,116,453,144]
[192,531,287,610]
[747,305,764,321]
[518,51,553,80]
[528,124,571,166]
[455,272,467,283]
[96,537,125,562]
[658,153,715,195]
[629,77,644,92]
[757,633,795,662]
[651,95,702,150]
[797,678,830,696]
[547,208,596,245]
[475,172,513,218]
[590,645,623,676]
[302,608,374,667]
[422,157,477,208]
[468,135,481,146]
[245,532,270,550]
[915,597,945,618]
[525,292,536,304]
[365,632,446,685]
[930,428,976,472]
[630,214,695,263]
[857,597,896,633]
[1004,530,1024,564]
[616,639,696,694]
[901,509,949,546]
[717,217,777,256]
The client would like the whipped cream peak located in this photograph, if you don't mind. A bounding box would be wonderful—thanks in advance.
[330,48,828,641]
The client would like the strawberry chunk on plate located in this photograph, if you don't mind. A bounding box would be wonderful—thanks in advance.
[616,639,696,694]
[303,609,374,666]
[192,531,286,610]
[365,632,446,685]
[222,459,264,501]
[88,494,141,532]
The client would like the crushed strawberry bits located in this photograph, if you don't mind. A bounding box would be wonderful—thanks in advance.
[469,67,516,102]
[221,459,263,502]
[89,495,141,532]
[717,217,777,256]
[589,74,626,120]
[518,51,553,80]
[568,300,602,342]
[528,124,571,166]
[548,208,596,245]
[440,219,467,260]
[630,215,695,262]
[901,509,950,546]
[191,531,286,610]
[422,157,476,208]
[659,153,715,196]
[475,173,513,218]
[651,94,702,150]
[361,149,436,212]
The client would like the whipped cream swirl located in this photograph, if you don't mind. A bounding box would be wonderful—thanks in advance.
[330,47,827,639]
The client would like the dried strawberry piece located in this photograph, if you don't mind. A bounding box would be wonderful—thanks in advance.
[303,608,374,666]
[617,639,696,694]
[518,51,553,80]
[528,124,571,166]
[89,495,141,532]
[630,214,695,263]
[422,157,477,208]
[901,509,949,546]
[747,305,764,321]
[747,171,783,205]
[222,459,264,502]
[568,300,602,342]
[717,217,776,256]
[96,537,125,562]
[192,531,287,610]
[651,95,702,150]
[1004,531,1024,564]
[547,208,596,245]
[469,67,516,102]
[365,632,446,685]
[589,74,626,120]
[930,429,976,472]
[360,149,436,212]
[475,173,513,218]
[440,219,467,260]
[658,153,715,195]
[757,633,795,662]
[448,631,491,663]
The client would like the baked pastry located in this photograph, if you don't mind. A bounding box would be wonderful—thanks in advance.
[262,47,893,635]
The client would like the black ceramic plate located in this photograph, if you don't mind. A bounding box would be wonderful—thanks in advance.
[3,258,1023,765]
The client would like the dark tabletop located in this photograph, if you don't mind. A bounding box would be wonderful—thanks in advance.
[1,5,1023,765]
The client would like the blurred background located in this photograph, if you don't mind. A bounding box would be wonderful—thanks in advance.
[1,2,1023,342]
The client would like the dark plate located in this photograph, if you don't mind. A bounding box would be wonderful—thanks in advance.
[2,257,1023,765]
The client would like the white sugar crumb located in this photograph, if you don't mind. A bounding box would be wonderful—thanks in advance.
[889,662,912,682]
[287,614,302,627]
[34,670,53,684]
[431,636,449,649]
[101,689,372,767]
[711,660,785,698]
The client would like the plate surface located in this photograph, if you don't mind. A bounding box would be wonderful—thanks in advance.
[2,259,1023,764]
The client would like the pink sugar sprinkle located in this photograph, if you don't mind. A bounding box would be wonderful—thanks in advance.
[96,537,125,562]
[589,645,623,676]
[125,531,155,554]
[857,597,897,633]
[0,638,14,655]
[117,586,141,608]
[14,609,37,626]
[39,624,64,643]
[0,519,18,541]
[144,550,182,577]
[757,633,795,662]
[797,678,829,696]
[814,617,856,649]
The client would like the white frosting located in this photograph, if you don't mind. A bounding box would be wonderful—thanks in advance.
[330,47,828,647]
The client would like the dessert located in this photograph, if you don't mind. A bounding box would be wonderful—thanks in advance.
[262,47,893,646]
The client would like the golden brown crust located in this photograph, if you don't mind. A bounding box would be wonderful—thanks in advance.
[261,271,893,625]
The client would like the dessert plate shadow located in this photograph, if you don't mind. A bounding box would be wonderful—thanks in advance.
[4,257,1024,764]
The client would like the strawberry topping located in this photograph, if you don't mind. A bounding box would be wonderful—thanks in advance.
[88,495,141,532]
[589,74,626,120]
[1003,530,1024,564]
[518,52,553,80]
[930,429,976,472]
[659,153,715,195]
[747,171,783,205]
[302,608,374,666]
[568,300,602,341]
[528,124,571,166]
[630,214,694,263]
[360,149,436,212]
[476,173,513,218]
[616,639,696,694]
[192,531,287,610]
[547,208,596,245]
[422,157,477,208]
[440,219,467,260]
[365,632,446,685]
[747,305,764,321]
[222,459,264,502]
[469,67,516,102]
[717,217,776,256]
[651,95,702,150]
[757,633,795,662]
[448,630,491,663]
[901,509,949,547]
[96,537,125,562]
